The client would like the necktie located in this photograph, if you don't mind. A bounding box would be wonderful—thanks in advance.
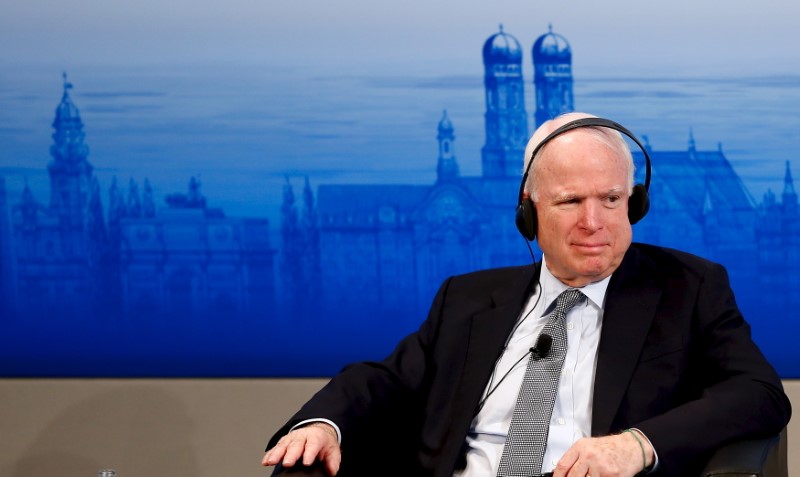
[496,288,585,477]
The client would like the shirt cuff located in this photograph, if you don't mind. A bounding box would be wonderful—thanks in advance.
[291,418,342,445]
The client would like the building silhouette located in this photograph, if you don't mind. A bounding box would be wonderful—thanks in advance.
[482,25,529,178]
[533,24,574,128]
[0,25,796,373]
[117,176,276,318]
[7,75,99,317]
[280,25,797,322]
[756,161,800,313]
[280,26,577,320]
[2,75,276,321]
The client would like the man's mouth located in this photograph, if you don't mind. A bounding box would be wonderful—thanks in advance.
[572,243,607,253]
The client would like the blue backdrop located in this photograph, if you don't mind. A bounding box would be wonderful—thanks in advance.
[1,1,798,377]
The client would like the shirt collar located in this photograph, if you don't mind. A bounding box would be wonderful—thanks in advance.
[539,255,612,311]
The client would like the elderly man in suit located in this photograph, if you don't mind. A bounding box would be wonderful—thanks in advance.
[262,113,790,477]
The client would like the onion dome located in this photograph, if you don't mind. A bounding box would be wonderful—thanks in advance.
[483,24,523,64]
[532,24,571,63]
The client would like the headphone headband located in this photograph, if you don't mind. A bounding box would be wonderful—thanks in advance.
[517,117,652,206]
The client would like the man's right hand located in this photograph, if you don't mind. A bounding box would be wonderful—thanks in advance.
[262,423,341,476]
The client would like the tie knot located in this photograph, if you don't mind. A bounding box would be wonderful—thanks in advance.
[554,288,584,315]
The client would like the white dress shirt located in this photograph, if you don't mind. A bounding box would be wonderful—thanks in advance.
[454,257,610,477]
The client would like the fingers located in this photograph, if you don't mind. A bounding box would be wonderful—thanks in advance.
[301,430,327,465]
[566,461,591,477]
[554,434,643,477]
[261,433,295,467]
[554,442,591,477]
[306,423,341,473]
[322,447,342,476]
[262,425,341,476]
[552,445,578,477]
[282,432,311,466]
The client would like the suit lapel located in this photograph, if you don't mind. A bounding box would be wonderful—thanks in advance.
[591,246,662,435]
[438,264,539,474]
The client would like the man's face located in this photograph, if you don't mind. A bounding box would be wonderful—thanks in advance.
[534,131,633,287]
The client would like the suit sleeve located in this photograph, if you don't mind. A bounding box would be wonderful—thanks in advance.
[266,276,453,451]
[634,262,791,475]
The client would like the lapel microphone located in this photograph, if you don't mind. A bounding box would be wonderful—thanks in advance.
[476,333,554,415]
[530,333,552,359]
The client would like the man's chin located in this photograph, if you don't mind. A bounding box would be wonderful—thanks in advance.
[575,262,614,282]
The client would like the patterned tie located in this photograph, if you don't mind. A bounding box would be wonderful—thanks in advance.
[496,288,585,477]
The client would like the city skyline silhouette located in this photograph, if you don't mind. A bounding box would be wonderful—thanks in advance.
[0,21,797,377]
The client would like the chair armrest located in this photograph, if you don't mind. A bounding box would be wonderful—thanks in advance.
[701,430,786,477]
[271,462,330,477]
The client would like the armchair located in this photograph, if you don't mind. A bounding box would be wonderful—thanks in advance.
[700,429,787,477]
[272,430,788,477]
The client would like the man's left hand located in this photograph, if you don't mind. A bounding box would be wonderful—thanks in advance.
[553,430,654,477]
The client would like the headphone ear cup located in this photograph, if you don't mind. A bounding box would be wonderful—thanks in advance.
[628,183,650,224]
[516,199,538,241]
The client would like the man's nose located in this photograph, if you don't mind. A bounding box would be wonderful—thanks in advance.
[578,201,602,231]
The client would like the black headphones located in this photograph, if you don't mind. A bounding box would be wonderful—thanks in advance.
[515,117,652,241]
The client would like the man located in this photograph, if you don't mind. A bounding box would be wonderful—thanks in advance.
[263,113,791,477]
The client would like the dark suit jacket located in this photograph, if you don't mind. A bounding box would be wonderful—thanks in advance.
[269,243,791,477]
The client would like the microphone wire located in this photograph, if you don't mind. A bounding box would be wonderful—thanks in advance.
[476,235,545,414]
[476,331,551,414]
